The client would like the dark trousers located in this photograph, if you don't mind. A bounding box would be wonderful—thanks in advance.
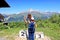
[28,28,35,40]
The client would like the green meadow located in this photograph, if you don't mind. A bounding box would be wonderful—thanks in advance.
[0,14,60,40]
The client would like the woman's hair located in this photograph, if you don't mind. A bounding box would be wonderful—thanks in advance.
[27,14,32,19]
[27,14,35,22]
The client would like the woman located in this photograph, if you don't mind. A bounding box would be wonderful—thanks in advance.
[24,14,37,40]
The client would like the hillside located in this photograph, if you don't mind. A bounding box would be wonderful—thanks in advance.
[0,14,60,40]
[3,9,57,22]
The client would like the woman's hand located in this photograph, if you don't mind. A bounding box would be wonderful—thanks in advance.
[35,24,37,28]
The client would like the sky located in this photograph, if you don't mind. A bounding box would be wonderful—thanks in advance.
[0,0,60,14]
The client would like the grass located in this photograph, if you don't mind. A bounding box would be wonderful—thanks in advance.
[36,27,60,40]
[0,27,60,40]
[0,27,21,36]
[0,21,60,40]
[0,27,22,40]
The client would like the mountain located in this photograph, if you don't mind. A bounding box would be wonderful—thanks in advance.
[3,9,59,22]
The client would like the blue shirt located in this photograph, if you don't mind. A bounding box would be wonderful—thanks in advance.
[28,21,35,28]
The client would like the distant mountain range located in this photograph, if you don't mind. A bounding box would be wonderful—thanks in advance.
[2,9,60,22]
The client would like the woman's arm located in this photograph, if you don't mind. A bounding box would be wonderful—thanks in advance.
[24,16,27,23]
[35,22,37,28]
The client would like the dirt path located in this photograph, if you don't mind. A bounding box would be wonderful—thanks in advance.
[14,32,51,40]
[2,32,51,40]
[1,30,51,40]
[14,35,51,40]
[0,37,6,40]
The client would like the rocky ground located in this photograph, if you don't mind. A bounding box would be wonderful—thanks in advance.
[0,30,51,40]
[14,30,51,40]
[15,35,51,40]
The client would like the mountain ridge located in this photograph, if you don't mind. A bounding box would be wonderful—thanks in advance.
[2,9,60,22]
